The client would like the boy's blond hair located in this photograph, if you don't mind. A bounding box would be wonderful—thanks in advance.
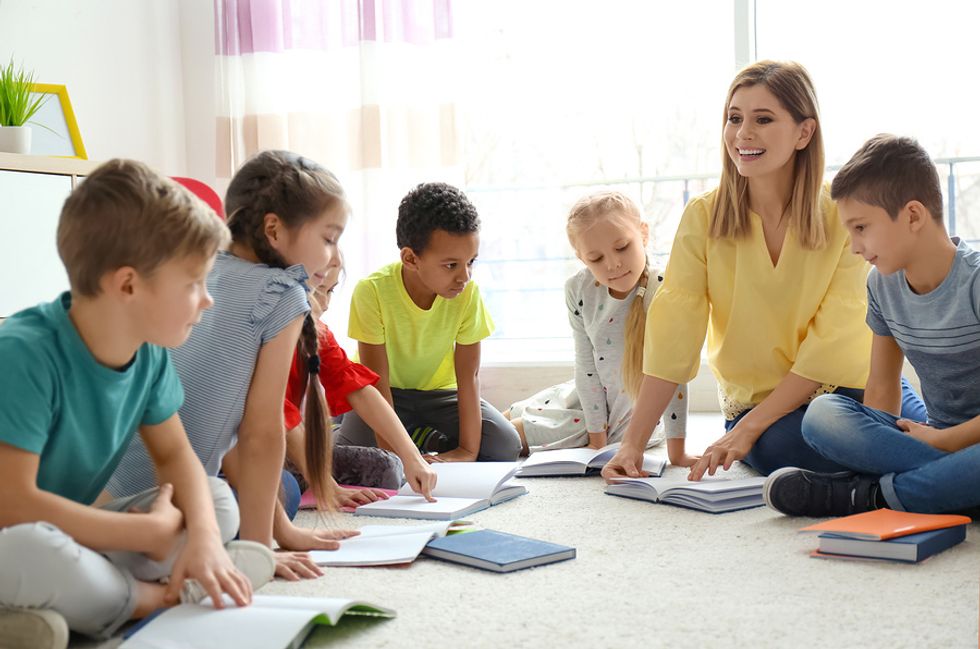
[567,191,650,401]
[57,159,230,296]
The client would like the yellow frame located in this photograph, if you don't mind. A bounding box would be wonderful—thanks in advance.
[29,83,87,160]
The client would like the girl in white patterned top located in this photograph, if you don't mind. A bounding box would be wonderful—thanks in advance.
[507,192,692,464]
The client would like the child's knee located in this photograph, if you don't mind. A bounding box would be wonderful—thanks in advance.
[375,451,404,490]
[0,522,78,562]
[801,395,849,443]
[480,421,522,461]
[0,523,80,604]
[206,477,241,543]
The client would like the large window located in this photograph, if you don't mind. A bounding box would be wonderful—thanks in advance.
[454,1,735,362]
[756,0,980,241]
[455,1,980,363]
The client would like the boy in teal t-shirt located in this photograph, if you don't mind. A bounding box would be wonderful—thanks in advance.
[0,160,272,647]
[339,182,521,462]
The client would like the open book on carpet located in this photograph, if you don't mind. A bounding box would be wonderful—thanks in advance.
[309,521,463,567]
[355,462,527,520]
[518,442,666,477]
[120,594,394,649]
[604,476,766,513]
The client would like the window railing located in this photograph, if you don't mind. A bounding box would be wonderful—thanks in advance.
[469,156,980,363]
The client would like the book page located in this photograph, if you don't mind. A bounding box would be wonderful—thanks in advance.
[309,531,438,566]
[396,462,519,499]
[357,495,486,517]
[521,447,601,469]
[121,602,319,649]
[356,521,452,538]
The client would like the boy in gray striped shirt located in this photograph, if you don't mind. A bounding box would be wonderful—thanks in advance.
[766,134,980,517]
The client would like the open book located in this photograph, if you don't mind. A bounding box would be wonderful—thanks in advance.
[355,462,527,520]
[518,442,666,477]
[605,476,766,513]
[309,521,456,567]
[120,594,394,649]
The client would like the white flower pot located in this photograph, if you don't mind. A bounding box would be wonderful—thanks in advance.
[0,126,31,154]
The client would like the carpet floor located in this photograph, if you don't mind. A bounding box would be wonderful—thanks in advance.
[74,414,979,648]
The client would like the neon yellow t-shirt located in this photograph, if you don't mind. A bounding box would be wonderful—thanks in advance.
[644,188,871,409]
[348,262,494,390]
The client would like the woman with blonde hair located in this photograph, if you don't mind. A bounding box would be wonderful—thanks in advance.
[603,60,922,482]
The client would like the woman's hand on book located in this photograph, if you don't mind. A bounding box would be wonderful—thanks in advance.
[687,429,753,481]
[404,459,438,501]
[166,531,252,607]
[600,446,649,483]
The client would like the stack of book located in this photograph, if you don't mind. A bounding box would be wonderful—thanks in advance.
[800,509,971,563]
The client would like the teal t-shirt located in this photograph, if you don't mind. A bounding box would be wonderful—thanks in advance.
[0,293,183,505]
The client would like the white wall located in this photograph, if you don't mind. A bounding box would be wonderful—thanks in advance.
[176,0,218,190]
[0,0,188,174]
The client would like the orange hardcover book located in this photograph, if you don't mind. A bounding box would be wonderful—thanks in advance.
[799,508,971,541]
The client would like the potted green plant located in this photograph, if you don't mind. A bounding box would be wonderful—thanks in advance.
[0,59,48,154]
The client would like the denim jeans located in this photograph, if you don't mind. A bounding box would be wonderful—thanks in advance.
[801,387,980,513]
[725,379,927,476]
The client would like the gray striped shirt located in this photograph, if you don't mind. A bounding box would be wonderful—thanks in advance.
[107,251,310,496]
[867,237,980,428]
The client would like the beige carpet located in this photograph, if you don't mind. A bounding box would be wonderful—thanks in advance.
[75,414,979,648]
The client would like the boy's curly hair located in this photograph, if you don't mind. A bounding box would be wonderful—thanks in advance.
[396,182,480,252]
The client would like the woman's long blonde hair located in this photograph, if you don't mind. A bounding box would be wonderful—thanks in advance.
[567,192,649,401]
[710,60,827,250]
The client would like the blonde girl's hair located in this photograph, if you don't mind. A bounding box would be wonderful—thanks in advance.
[566,191,649,401]
[225,150,348,510]
[710,60,827,250]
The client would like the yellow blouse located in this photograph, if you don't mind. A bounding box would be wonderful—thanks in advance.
[644,188,871,411]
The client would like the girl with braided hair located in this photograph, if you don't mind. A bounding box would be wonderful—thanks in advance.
[108,150,357,581]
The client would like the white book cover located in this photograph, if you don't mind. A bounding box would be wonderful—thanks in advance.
[120,594,395,649]
[518,442,666,477]
[605,476,766,513]
[355,462,527,520]
[309,522,452,566]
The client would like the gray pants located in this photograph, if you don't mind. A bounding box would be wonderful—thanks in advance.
[0,477,238,639]
[337,388,522,461]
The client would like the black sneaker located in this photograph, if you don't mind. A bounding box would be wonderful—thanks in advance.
[764,467,881,517]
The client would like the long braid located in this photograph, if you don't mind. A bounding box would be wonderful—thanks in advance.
[298,313,333,509]
[225,150,346,513]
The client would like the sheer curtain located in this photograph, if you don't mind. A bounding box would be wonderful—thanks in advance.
[214,0,462,342]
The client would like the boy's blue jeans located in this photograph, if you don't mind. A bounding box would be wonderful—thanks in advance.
[725,379,926,476]
[801,387,980,514]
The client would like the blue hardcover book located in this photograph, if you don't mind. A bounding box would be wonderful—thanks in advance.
[816,524,966,563]
[422,530,576,573]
